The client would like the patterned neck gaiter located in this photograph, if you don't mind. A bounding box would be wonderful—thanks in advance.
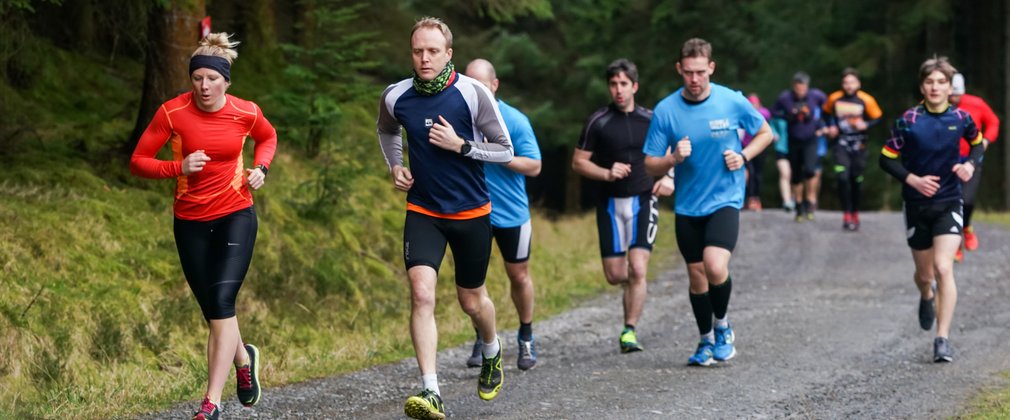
[413,61,455,96]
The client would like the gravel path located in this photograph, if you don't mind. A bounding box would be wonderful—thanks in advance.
[145,211,1010,419]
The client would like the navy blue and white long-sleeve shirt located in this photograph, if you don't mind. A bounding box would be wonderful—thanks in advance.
[377,72,514,218]
[880,104,982,204]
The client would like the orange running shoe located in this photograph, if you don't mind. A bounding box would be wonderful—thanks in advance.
[954,248,964,263]
[964,226,978,251]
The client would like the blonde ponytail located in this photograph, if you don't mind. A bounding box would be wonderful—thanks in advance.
[192,32,239,64]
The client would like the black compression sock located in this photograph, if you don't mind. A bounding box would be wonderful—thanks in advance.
[710,276,733,320]
[623,324,635,332]
[689,292,713,335]
[519,322,533,340]
[965,204,975,227]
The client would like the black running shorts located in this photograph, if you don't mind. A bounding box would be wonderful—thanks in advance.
[788,138,819,183]
[174,206,257,320]
[493,220,532,264]
[403,211,492,289]
[675,207,740,264]
[903,199,963,250]
[595,193,658,258]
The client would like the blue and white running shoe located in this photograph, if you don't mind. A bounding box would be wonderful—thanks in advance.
[713,324,736,361]
[687,340,716,366]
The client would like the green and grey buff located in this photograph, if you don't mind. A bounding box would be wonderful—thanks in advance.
[413,62,455,96]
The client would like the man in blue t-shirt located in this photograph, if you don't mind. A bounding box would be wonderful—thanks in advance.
[643,38,773,367]
[464,58,543,372]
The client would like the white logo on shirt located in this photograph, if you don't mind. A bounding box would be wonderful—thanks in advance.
[709,119,730,130]
[425,118,434,127]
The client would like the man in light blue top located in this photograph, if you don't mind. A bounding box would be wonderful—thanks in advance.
[464,58,543,371]
[643,38,773,367]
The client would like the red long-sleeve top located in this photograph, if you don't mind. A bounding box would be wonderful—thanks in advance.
[130,92,277,221]
[957,93,1000,158]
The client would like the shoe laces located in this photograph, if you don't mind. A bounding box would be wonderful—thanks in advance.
[518,340,533,359]
[198,398,218,415]
[620,329,637,343]
[237,365,253,390]
[480,354,500,383]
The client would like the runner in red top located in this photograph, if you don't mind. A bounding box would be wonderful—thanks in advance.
[949,73,1000,260]
[130,33,275,420]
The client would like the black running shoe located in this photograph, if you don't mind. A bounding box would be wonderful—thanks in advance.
[404,389,445,419]
[236,343,261,406]
[918,296,935,331]
[478,337,503,400]
[933,337,953,363]
[466,340,482,368]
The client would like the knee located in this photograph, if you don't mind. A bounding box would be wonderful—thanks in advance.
[604,266,628,285]
[933,262,954,280]
[628,263,648,283]
[507,269,532,289]
[703,263,727,283]
[913,268,933,285]
[411,288,436,312]
[457,290,486,316]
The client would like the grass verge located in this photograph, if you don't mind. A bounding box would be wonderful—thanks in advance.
[955,212,1010,419]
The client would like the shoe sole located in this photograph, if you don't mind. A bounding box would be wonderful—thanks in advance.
[688,358,716,367]
[517,360,536,370]
[934,355,953,363]
[241,344,261,407]
[404,396,445,420]
[620,344,644,353]
[466,357,482,368]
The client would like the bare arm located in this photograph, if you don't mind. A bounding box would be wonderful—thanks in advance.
[741,121,773,161]
[572,148,628,181]
[507,156,541,177]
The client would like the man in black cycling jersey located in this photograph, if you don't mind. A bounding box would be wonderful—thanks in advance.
[572,58,674,353]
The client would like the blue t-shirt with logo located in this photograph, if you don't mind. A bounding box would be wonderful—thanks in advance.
[643,83,765,216]
[487,99,542,227]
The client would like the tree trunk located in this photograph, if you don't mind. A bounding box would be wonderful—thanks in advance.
[127,0,206,150]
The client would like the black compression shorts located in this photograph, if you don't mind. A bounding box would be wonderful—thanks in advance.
[174,206,257,320]
[675,207,740,264]
[903,199,963,250]
[493,220,532,264]
[403,211,492,289]
[595,193,658,258]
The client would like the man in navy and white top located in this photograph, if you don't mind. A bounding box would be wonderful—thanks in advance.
[376,16,513,420]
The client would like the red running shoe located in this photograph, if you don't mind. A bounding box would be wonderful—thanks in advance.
[964,226,979,251]
[192,397,220,420]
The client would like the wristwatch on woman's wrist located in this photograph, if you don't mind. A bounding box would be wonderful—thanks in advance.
[255,164,268,176]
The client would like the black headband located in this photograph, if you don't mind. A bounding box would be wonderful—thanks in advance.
[189,55,231,81]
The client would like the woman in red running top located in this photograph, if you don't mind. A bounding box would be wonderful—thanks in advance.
[130,33,276,420]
